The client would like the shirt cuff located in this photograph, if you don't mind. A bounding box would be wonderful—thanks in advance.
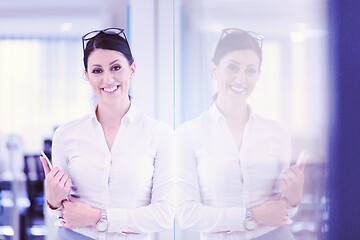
[45,202,64,226]
[213,207,246,233]
[286,205,299,219]
[107,208,136,234]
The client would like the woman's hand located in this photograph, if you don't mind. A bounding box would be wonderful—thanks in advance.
[39,156,71,209]
[61,197,100,229]
[280,164,305,207]
[252,195,287,226]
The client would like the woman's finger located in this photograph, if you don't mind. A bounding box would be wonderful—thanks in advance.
[61,222,74,229]
[59,173,70,187]
[290,165,304,176]
[282,172,296,185]
[46,167,60,179]
[64,177,72,190]
[271,193,283,200]
[67,194,77,203]
[53,170,65,183]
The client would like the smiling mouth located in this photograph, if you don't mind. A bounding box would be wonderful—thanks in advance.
[230,86,246,93]
[103,85,120,93]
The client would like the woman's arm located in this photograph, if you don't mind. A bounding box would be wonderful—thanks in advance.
[278,128,305,218]
[175,124,288,233]
[41,129,72,211]
[61,124,175,233]
[280,165,305,207]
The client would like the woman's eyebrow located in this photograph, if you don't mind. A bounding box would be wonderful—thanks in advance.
[109,59,121,65]
[228,59,240,65]
[229,59,257,67]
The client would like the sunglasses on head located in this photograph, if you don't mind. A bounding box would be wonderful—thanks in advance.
[82,27,130,50]
[219,28,264,48]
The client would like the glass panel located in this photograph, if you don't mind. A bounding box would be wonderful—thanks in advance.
[174,0,328,239]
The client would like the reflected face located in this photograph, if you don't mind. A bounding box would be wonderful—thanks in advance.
[211,49,260,103]
[85,49,135,105]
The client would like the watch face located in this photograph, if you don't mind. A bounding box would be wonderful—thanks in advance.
[97,220,108,232]
[245,219,257,230]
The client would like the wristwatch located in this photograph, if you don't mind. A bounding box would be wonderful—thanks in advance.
[244,208,257,231]
[96,209,108,232]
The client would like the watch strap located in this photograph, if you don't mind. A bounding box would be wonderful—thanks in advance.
[245,208,253,220]
[100,209,107,220]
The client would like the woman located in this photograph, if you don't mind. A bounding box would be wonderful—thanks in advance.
[176,29,305,240]
[40,28,174,240]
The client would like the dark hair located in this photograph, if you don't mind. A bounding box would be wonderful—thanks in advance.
[83,31,134,71]
[212,31,262,68]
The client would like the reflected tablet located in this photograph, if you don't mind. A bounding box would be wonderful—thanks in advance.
[296,149,310,167]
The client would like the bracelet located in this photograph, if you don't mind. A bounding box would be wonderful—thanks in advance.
[47,200,63,211]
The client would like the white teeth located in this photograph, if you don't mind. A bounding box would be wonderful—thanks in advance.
[230,86,245,92]
[103,86,118,92]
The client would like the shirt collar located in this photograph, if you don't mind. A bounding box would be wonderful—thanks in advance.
[209,103,226,124]
[124,103,137,123]
[90,102,138,124]
[90,104,98,120]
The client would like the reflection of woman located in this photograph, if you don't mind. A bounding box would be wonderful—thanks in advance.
[40,28,174,240]
[176,29,304,240]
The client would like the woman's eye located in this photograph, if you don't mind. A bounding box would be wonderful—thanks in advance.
[111,65,121,71]
[227,64,239,72]
[92,68,103,74]
[246,68,258,74]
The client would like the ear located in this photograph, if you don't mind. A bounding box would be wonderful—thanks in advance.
[129,62,136,80]
[84,70,89,81]
[210,61,218,80]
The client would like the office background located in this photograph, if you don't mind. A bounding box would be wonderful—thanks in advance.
[0,0,348,239]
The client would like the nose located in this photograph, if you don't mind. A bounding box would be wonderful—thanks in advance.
[234,70,246,84]
[103,70,114,84]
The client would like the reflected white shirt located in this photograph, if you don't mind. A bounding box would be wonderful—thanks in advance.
[176,104,295,240]
[50,104,175,240]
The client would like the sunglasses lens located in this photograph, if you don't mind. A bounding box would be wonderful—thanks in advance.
[103,28,124,35]
[83,31,99,41]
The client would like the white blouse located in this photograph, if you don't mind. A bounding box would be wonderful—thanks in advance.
[49,104,175,240]
[175,104,296,240]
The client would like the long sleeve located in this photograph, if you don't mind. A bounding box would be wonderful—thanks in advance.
[277,128,299,220]
[45,128,70,221]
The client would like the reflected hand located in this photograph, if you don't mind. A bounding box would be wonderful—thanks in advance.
[252,194,287,226]
[280,164,305,207]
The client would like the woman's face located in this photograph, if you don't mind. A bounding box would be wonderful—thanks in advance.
[211,49,260,104]
[85,48,135,106]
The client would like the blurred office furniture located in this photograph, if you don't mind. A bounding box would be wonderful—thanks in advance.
[20,155,46,240]
[291,162,328,240]
[0,135,50,240]
[20,137,52,240]
[0,134,28,240]
[42,140,52,163]
[289,141,328,240]
[0,180,13,240]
